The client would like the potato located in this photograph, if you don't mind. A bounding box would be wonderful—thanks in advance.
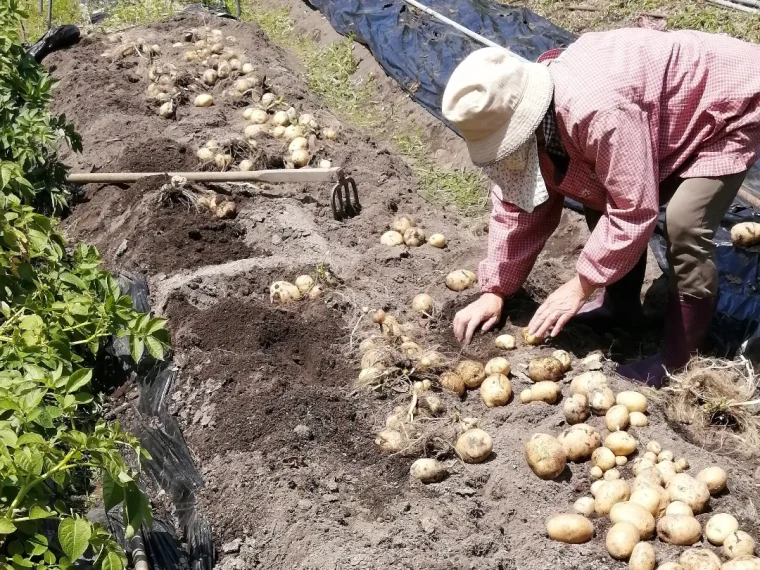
[410,458,447,483]
[658,565,686,570]
[412,293,433,314]
[456,428,493,463]
[679,548,721,570]
[455,360,486,389]
[553,350,572,372]
[380,230,404,246]
[617,456,628,467]
[158,101,174,118]
[629,542,656,570]
[375,429,405,452]
[725,532,757,559]
[722,556,760,570]
[291,150,310,168]
[521,327,543,345]
[485,357,510,376]
[202,68,218,85]
[358,367,383,384]
[194,93,213,107]
[400,341,422,359]
[528,357,564,382]
[574,497,595,517]
[283,125,305,141]
[658,450,674,463]
[546,514,594,544]
[391,216,414,234]
[525,433,567,480]
[480,374,512,407]
[417,351,445,372]
[590,466,604,479]
[244,124,266,141]
[403,227,426,247]
[589,386,616,415]
[605,431,638,456]
[322,127,338,140]
[242,62,255,74]
[634,469,665,495]
[214,153,232,170]
[607,521,640,560]
[731,221,760,248]
[633,458,656,477]
[595,480,631,515]
[617,391,648,413]
[418,394,444,416]
[593,447,617,471]
[288,137,309,152]
[520,382,561,404]
[657,515,702,546]
[591,480,606,496]
[646,441,662,455]
[272,111,290,126]
[269,281,301,304]
[644,451,658,463]
[675,458,690,473]
[631,487,664,517]
[610,502,656,539]
[696,466,728,495]
[360,348,386,369]
[657,460,678,485]
[564,394,590,425]
[319,159,332,169]
[666,501,694,517]
[495,334,516,350]
[569,371,608,397]
[630,412,649,427]
[705,513,739,546]
[557,424,601,462]
[428,233,446,248]
[605,468,622,481]
[445,270,474,292]
[607,404,631,431]
[239,159,253,171]
[668,474,710,514]
[440,371,465,396]
[197,147,215,163]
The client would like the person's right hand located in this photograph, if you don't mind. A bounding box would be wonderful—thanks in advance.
[453,292,504,345]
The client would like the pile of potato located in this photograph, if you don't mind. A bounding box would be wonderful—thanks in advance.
[269,274,324,304]
[381,215,446,250]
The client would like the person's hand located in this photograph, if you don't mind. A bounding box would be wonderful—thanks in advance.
[453,292,504,345]
[528,275,595,339]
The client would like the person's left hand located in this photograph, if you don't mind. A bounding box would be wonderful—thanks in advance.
[528,275,595,339]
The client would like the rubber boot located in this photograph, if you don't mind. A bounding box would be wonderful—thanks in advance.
[617,293,716,388]
[573,251,647,328]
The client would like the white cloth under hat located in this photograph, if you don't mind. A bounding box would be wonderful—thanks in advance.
[442,47,554,212]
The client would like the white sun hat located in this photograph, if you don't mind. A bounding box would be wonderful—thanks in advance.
[442,47,554,212]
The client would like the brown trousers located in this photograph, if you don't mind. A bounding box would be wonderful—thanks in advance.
[585,171,748,298]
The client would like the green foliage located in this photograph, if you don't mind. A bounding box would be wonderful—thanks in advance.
[19,0,83,45]
[1,1,170,568]
[100,0,175,30]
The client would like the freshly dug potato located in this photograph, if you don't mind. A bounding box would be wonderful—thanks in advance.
[593,446,617,471]
[605,431,638,456]
[657,460,678,485]
[495,334,516,350]
[319,159,332,169]
[634,467,664,491]
[456,360,486,389]
[485,357,510,376]
[158,101,174,118]
[631,487,665,518]
[271,110,290,126]
[591,480,606,496]
[295,274,314,293]
[590,466,604,479]
[440,371,465,396]
[595,480,632,515]
[610,501,656,539]
[546,514,594,544]
[589,386,616,415]
[239,159,253,171]
[644,451,659,463]
[375,429,405,452]
[696,466,728,495]
[525,433,567,480]
[214,153,233,170]
[521,327,543,346]
[400,341,422,359]
[569,371,608,397]
[725,532,757,559]
[679,548,721,570]
[705,513,739,546]
[731,221,760,248]
[380,230,404,246]
[197,147,215,163]
[667,474,711,514]
[194,93,213,107]
[646,441,662,455]
[574,496,595,517]
[520,382,561,404]
[202,69,218,85]
[564,394,590,425]
[632,458,657,477]
[403,227,426,247]
[629,542,656,570]
[445,270,474,292]
[425,233,446,248]
[605,468,622,481]
[283,125,305,141]
[456,428,493,463]
[630,412,649,427]
[480,374,512,407]
[617,456,629,467]
[552,350,572,372]
[391,216,414,234]
[557,424,601,462]
[722,556,760,570]
[528,357,564,382]
[606,404,631,431]
[607,521,640,560]
[658,450,675,463]
[417,351,445,372]
[412,293,433,314]
[361,349,386,369]
[322,127,338,140]
[657,515,702,546]
[269,281,301,304]
[358,367,383,385]
[666,502,694,517]
[617,391,648,413]
[410,458,447,483]
[288,136,309,152]
[291,150,310,168]
[675,458,690,473]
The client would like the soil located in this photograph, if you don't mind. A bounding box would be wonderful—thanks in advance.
[48,11,760,570]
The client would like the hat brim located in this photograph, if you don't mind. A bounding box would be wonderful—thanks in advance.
[465,61,554,166]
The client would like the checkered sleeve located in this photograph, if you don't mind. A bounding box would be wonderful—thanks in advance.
[576,106,660,287]
[479,187,564,297]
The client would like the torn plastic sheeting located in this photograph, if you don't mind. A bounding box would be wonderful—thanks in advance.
[26,24,80,62]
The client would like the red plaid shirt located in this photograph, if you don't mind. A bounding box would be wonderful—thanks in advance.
[480,29,760,297]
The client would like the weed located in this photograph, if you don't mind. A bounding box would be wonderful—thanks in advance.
[100,0,176,30]
[20,0,82,43]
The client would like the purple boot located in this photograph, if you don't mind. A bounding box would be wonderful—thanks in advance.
[617,293,716,388]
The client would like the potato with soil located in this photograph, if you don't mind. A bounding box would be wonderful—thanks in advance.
[428,233,446,248]
[610,502,656,539]
[696,466,728,495]
[403,227,426,247]
[520,381,561,404]
[528,356,564,382]
[592,446,617,472]
[439,371,465,396]
[666,502,694,517]
[380,230,404,246]
[269,281,301,304]
[557,424,601,462]
[657,460,678,485]
[525,433,567,479]
[617,391,648,413]
[574,497,595,517]
[605,431,638,456]
[194,93,213,107]
[546,514,594,544]
[679,548,721,570]
[485,357,510,376]
[595,480,632,515]
[631,487,666,518]
[589,385,616,415]
[410,458,447,483]
[456,360,486,389]
[295,274,314,293]
[731,221,760,248]
[480,374,512,407]
[722,557,760,570]
[455,428,493,463]
[629,542,656,570]
[570,371,608,397]
[630,412,649,427]
[607,521,640,560]
[375,429,406,453]
[634,467,664,491]
[706,514,739,546]
[564,394,590,425]
[606,404,631,431]
[412,293,433,314]
[552,349,572,372]
[667,473,711,513]
[495,334,516,350]
[391,216,414,234]
[521,327,543,345]
[445,270,475,292]
[725,532,757,559]
[657,515,702,546]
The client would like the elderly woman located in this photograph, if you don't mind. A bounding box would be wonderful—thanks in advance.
[443,28,760,387]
